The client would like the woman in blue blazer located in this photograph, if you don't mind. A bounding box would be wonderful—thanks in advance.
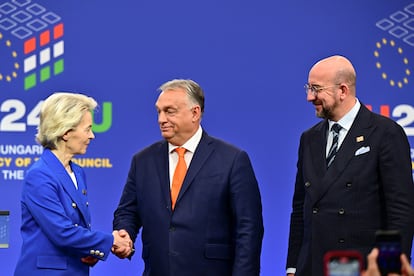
[14,92,131,276]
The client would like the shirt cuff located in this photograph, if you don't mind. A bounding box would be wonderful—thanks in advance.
[286,267,296,274]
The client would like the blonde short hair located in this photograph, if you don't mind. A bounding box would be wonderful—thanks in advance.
[36,92,97,149]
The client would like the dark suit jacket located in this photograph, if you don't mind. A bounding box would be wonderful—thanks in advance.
[286,103,414,276]
[14,149,113,276]
[113,131,264,276]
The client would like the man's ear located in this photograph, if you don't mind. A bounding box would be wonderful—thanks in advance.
[339,83,349,100]
[191,105,201,122]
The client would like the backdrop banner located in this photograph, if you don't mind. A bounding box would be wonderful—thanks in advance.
[1,0,413,275]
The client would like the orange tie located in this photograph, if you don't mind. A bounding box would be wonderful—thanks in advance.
[171,147,187,210]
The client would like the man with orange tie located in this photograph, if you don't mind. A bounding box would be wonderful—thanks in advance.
[112,79,264,275]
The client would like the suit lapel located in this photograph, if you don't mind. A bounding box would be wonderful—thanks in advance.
[314,104,375,202]
[176,131,214,205]
[154,142,171,209]
[309,121,329,179]
[42,149,90,225]
[72,165,91,224]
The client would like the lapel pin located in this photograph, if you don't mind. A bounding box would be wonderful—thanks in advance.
[356,136,364,142]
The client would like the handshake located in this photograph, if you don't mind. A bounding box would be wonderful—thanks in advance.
[111,229,134,259]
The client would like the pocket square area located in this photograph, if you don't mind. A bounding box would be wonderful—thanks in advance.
[355,146,370,156]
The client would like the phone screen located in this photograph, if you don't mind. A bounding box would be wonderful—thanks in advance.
[376,230,402,275]
[324,250,363,276]
[0,211,10,248]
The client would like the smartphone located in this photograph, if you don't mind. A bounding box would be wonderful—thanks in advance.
[0,210,10,248]
[324,250,363,276]
[375,230,402,275]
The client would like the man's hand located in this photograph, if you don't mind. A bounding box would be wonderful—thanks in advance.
[362,248,381,276]
[111,229,134,259]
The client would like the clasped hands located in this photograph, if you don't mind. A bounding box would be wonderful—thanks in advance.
[112,229,134,259]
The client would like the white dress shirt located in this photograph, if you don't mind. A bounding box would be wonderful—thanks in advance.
[168,126,203,188]
[326,99,361,157]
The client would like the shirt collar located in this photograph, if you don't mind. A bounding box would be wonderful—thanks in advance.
[329,98,361,132]
[169,125,203,154]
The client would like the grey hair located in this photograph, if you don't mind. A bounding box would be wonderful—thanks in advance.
[159,79,205,114]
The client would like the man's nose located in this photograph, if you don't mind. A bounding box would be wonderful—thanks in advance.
[306,91,316,102]
[158,112,166,123]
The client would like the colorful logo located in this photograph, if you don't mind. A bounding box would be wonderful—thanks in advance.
[0,0,64,90]
[374,2,414,88]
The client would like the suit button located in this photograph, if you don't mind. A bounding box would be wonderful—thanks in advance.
[305,181,311,188]
[346,182,352,187]
[99,252,104,257]
[312,208,318,214]
[338,238,345,243]
[72,202,77,208]
[338,208,345,215]
[169,227,176,232]
[90,250,95,255]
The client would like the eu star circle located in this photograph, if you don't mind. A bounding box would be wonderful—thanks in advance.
[0,32,20,83]
[374,38,411,89]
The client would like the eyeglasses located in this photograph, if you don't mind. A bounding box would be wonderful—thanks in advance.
[304,84,339,96]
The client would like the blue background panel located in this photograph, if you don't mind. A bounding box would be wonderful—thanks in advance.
[1,0,414,275]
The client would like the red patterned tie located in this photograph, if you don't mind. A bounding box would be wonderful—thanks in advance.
[171,147,187,210]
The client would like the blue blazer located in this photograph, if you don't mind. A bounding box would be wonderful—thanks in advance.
[287,103,414,275]
[113,131,264,276]
[15,149,113,276]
